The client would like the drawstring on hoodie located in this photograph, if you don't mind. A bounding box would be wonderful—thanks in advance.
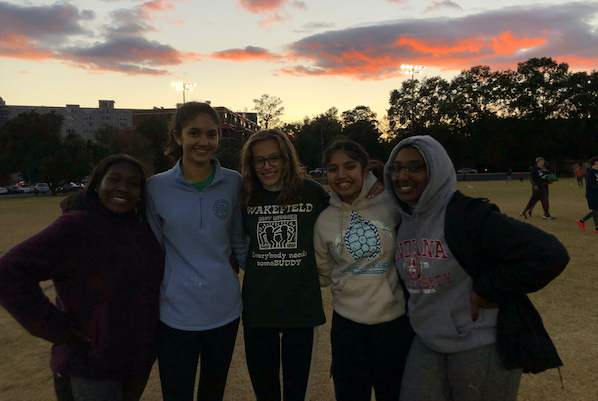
[558,366,564,389]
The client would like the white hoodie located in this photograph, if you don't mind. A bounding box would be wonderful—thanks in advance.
[314,172,406,325]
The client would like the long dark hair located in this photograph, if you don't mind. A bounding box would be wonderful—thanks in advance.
[240,129,306,206]
[165,102,221,161]
[60,154,149,220]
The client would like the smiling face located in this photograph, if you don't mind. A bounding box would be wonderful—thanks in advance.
[391,146,428,204]
[252,139,285,187]
[326,150,368,205]
[97,162,142,214]
[174,113,219,169]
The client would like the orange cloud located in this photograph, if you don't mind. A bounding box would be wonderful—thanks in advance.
[165,17,185,25]
[138,0,182,13]
[211,46,280,61]
[491,31,547,55]
[558,55,598,69]
[259,12,289,27]
[395,35,488,56]
[0,34,54,60]
[393,31,547,58]
[238,0,288,14]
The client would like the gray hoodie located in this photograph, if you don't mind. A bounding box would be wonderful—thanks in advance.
[384,135,497,353]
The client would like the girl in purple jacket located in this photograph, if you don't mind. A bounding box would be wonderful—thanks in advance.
[0,155,164,401]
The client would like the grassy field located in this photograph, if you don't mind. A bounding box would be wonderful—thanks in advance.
[0,179,597,400]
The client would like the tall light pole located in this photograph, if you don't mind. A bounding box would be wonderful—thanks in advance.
[400,64,426,130]
[171,82,196,103]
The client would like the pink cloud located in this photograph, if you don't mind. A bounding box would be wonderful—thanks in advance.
[0,34,57,61]
[292,1,307,10]
[0,1,197,76]
[270,3,598,80]
[165,17,185,25]
[210,46,281,61]
[238,0,288,14]
[259,13,289,27]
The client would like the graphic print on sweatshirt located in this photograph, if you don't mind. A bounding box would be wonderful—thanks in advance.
[395,238,450,294]
[247,202,316,269]
[334,210,393,275]
[257,216,297,250]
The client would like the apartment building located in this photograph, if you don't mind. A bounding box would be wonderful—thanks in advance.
[0,99,132,141]
[0,98,259,145]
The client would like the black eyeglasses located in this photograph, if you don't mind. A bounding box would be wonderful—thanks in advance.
[252,155,283,168]
[388,161,426,174]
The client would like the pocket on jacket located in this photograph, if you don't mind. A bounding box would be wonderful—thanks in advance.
[408,309,466,343]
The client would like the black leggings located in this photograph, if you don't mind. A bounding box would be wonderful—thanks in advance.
[331,312,414,401]
[157,318,239,401]
[581,209,598,227]
[244,326,317,401]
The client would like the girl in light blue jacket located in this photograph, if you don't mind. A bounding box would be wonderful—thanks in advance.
[146,102,247,401]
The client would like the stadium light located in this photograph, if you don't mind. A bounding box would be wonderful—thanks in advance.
[170,82,197,103]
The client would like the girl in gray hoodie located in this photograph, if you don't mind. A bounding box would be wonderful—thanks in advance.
[384,135,568,401]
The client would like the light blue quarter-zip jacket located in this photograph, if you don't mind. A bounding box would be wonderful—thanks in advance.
[146,158,247,331]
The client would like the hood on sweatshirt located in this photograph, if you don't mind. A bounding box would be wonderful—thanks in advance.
[384,135,456,216]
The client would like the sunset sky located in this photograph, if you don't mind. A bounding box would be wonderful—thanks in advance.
[1,0,597,123]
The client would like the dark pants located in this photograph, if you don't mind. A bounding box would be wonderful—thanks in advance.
[157,318,240,401]
[581,209,598,227]
[244,326,317,401]
[577,177,584,187]
[524,186,549,215]
[331,312,414,401]
[54,373,149,401]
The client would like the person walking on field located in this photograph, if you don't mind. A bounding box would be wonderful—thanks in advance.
[577,157,598,233]
[575,165,585,188]
[521,157,554,220]
[506,169,513,184]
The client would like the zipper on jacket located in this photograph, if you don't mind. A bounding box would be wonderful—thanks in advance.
[198,193,203,229]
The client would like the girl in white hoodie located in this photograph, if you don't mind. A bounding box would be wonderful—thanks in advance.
[314,140,414,401]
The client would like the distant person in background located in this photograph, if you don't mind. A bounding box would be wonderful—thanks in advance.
[575,165,585,188]
[577,157,598,233]
[0,155,164,401]
[521,157,554,220]
[519,172,524,182]
[506,169,513,184]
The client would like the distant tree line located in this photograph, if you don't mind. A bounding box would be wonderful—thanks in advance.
[386,57,598,171]
[2,56,596,188]
[0,112,173,192]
